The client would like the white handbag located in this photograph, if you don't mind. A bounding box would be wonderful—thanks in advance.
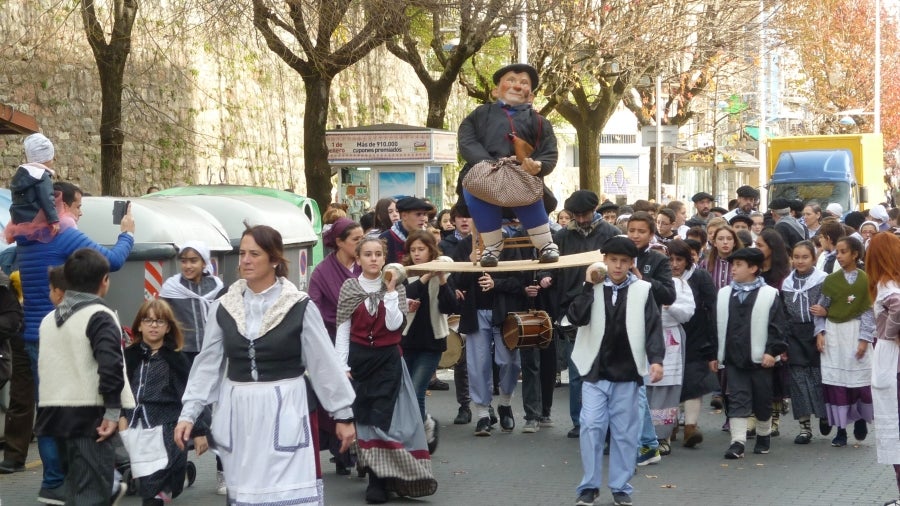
[119,424,168,478]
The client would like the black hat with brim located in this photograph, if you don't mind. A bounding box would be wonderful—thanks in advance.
[600,236,639,258]
[736,185,760,199]
[728,247,765,266]
[395,196,434,213]
[493,63,540,90]
[598,201,620,213]
[729,215,754,227]
[565,190,600,214]
[692,192,714,203]
[768,198,792,211]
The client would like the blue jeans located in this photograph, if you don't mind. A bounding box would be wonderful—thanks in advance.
[403,350,443,421]
[565,339,583,428]
[467,310,520,407]
[578,380,639,495]
[25,341,64,489]
[637,385,659,450]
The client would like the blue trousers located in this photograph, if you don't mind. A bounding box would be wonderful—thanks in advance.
[578,380,640,496]
[462,188,548,233]
[637,385,659,450]
[25,341,64,489]
[467,310,520,407]
[565,339,583,428]
[403,350,442,421]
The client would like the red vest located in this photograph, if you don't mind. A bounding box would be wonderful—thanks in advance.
[349,300,402,348]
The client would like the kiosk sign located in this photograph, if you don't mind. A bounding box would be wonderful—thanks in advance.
[328,131,457,164]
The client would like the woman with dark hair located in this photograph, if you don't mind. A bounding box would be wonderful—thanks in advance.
[756,229,791,290]
[435,209,455,239]
[175,225,356,505]
[308,217,364,475]
[336,237,437,503]
[370,198,399,238]
[812,236,874,447]
[123,299,207,505]
[668,239,719,448]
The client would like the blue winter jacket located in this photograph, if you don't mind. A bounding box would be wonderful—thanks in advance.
[17,228,134,342]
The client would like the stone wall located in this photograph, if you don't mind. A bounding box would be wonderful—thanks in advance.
[0,1,457,198]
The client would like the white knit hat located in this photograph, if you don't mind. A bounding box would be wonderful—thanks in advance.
[23,133,55,163]
[825,203,843,216]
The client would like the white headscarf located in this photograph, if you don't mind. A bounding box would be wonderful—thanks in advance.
[180,240,214,275]
[24,133,54,163]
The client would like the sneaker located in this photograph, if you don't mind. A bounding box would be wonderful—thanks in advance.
[636,446,661,466]
[111,482,127,505]
[883,499,900,506]
[475,417,492,437]
[0,459,25,474]
[854,419,869,441]
[575,488,599,506]
[522,419,540,433]
[216,470,227,495]
[427,378,450,391]
[658,439,671,456]
[37,486,66,505]
[489,405,499,425]
[782,398,791,415]
[454,405,472,425]
[612,491,634,506]
[831,428,848,447]
[498,405,515,432]
[710,394,724,410]
[753,434,771,454]
[820,417,832,436]
[724,441,745,459]
[567,426,581,438]
[424,414,439,454]
[539,416,554,427]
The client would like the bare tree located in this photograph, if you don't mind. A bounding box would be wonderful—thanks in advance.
[533,0,761,197]
[252,0,408,210]
[80,0,138,195]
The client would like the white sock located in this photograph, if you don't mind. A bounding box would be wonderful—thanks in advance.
[730,417,748,444]
[684,398,701,425]
[480,229,504,255]
[756,417,772,437]
[476,404,490,420]
[527,223,555,251]
[499,393,512,406]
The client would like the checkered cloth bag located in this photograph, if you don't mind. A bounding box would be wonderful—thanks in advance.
[462,156,543,207]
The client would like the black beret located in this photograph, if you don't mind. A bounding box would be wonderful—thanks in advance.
[493,63,540,90]
[598,200,619,213]
[601,236,639,258]
[728,247,765,266]
[691,192,714,203]
[736,185,760,199]
[768,198,792,211]
[711,207,728,215]
[844,211,866,230]
[729,215,754,227]
[395,196,434,213]
[564,190,599,214]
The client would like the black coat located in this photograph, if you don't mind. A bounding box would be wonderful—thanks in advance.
[680,268,719,400]
[549,218,621,319]
[636,248,676,307]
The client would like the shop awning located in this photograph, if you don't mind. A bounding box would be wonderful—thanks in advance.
[743,126,777,141]
[0,104,39,135]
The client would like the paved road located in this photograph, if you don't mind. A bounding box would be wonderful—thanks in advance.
[2,370,898,505]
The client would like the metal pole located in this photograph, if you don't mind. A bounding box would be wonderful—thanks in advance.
[758,0,768,208]
[875,0,882,134]
[518,12,528,63]
[656,75,663,202]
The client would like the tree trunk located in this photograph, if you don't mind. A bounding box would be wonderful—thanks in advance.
[648,147,657,201]
[576,126,603,195]
[303,74,334,211]
[98,62,125,195]
[424,81,453,130]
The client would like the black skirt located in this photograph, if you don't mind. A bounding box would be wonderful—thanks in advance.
[349,343,402,432]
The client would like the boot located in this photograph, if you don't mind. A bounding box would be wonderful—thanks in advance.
[366,471,388,504]
[683,424,703,448]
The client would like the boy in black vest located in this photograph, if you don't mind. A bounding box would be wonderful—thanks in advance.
[566,236,665,506]
[34,248,134,504]
[712,248,787,459]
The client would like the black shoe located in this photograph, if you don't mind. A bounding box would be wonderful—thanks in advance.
[612,491,633,506]
[575,488,599,506]
[820,417,832,436]
[365,473,388,504]
[454,406,472,425]
[37,486,66,505]
[489,406,499,425]
[498,405,515,432]
[854,419,869,441]
[475,417,492,437]
[753,435,771,454]
[428,378,449,391]
[831,428,848,447]
[794,431,812,445]
[336,461,351,475]
[724,441,745,459]
[480,251,499,268]
[567,426,581,438]
[539,244,560,263]
[186,460,197,486]
[0,459,25,474]
[710,395,724,410]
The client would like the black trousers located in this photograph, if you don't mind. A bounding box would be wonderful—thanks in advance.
[725,365,774,421]
[3,334,34,464]
[58,436,114,506]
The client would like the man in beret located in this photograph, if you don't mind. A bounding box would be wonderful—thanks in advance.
[729,215,754,233]
[550,190,620,438]
[380,196,433,264]
[713,247,787,460]
[686,192,714,228]
[723,186,759,222]
[768,197,806,249]
[456,63,559,267]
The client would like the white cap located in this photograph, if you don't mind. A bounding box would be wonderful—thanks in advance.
[869,204,889,223]
[826,203,843,216]
[23,133,54,163]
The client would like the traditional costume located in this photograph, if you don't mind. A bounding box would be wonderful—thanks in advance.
[873,280,900,464]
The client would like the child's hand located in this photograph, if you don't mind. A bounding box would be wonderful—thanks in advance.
[816,332,826,353]
[118,417,128,433]
[648,363,663,383]
[708,360,719,373]
[193,436,209,456]
[761,353,776,368]
[50,222,60,236]
[96,418,117,442]
[856,340,868,359]
[407,298,421,313]
[174,421,194,451]
[810,304,827,317]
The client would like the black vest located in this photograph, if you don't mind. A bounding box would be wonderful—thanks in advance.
[218,299,308,382]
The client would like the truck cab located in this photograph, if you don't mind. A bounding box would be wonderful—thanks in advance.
[768,149,860,214]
